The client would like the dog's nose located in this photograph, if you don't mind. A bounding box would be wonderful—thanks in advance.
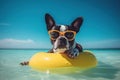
[59,37,67,46]
[60,37,66,42]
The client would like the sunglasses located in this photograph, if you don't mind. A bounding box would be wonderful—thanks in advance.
[48,30,76,41]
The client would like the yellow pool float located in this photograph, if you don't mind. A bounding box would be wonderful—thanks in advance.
[29,51,97,72]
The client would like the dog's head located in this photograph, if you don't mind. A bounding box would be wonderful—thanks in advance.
[45,13,83,52]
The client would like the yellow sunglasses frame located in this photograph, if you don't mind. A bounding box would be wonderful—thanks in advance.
[48,30,76,41]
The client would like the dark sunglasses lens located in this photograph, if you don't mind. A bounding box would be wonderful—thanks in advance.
[65,32,74,39]
[50,31,59,39]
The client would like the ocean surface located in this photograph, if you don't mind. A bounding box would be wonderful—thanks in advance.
[0,49,120,80]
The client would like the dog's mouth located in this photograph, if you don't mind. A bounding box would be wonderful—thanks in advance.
[54,47,68,53]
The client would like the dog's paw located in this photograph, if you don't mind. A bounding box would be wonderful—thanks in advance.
[65,48,80,58]
[20,61,29,66]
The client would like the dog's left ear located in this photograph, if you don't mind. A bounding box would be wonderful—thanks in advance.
[71,17,83,33]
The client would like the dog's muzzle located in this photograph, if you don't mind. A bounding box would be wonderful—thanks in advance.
[53,36,69,52]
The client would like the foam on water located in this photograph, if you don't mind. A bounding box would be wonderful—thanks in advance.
[0,49,120,80]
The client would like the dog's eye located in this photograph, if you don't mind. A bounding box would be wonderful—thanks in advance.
[50,31,59,39]
[65,32,74,39]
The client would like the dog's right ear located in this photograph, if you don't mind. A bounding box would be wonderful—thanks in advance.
[45,13,55,31]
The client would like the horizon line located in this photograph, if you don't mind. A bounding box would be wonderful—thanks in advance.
[0,48,120,50]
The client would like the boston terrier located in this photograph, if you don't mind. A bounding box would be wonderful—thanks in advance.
[20,13,83,65]
[45,13,83,58]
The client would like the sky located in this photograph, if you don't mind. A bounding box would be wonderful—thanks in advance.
[0,0,120,49]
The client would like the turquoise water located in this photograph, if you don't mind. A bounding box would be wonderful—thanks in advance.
[0,49,120,80]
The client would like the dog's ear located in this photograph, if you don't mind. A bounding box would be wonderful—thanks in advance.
[45,13,55,31]
[71,17,83,33]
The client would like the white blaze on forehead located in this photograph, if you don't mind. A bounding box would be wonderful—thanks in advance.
[60,25,67,31]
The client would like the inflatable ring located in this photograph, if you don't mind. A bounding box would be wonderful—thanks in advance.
[29,51,97,72]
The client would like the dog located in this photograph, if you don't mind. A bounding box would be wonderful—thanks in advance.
[45,13,83,58]
[20,13,83,65]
